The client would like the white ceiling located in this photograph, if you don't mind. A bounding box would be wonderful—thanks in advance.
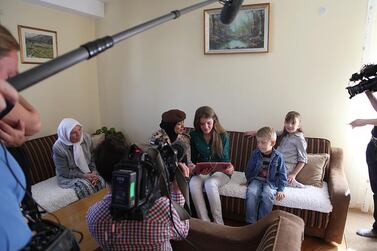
[22,0,105,18]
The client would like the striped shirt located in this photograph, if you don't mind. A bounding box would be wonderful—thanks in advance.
[87,192,189,251]
[257,153,271,179]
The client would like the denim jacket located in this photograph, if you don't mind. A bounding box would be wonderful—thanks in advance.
[245,148,287,192]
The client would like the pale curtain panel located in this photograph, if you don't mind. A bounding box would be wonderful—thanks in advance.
[349,0,377,213]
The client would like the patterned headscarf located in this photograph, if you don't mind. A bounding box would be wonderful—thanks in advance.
[57,118,90,173]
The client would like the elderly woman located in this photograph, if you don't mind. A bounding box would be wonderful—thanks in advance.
[52,118,105,199]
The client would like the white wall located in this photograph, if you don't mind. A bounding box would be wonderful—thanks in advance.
[0,0,101,137]
[95,0,368,207]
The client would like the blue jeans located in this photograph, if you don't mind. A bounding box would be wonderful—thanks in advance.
[245,179,276,224]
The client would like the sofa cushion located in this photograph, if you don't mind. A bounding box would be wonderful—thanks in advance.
[218,171,333,213]
[256,218,279,251]
[21,134,58,185]
[31,176,78,212]
[296,153,329,187]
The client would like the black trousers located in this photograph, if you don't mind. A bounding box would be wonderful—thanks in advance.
[366,140,377,230]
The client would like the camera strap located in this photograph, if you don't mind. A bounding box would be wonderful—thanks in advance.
[147,146,191,220]
[175,167,192,216]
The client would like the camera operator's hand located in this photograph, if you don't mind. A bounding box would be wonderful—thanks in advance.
[350,119,369,128]
[0,79,18,112]
[0,119,26,146]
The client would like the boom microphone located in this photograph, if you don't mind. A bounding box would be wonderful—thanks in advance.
[220,0,244,24]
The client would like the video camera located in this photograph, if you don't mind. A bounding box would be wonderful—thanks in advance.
[347,64,377,98]
[111,138,185,221]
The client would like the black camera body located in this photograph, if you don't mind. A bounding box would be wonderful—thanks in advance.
[110,141,181,221]
[347,64,377,98]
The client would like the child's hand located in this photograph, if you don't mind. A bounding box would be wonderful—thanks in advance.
[244,130,256,138]
[287,174,296,184]
[275,191,285,201]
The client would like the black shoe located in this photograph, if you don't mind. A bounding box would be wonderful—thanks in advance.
[356,228,377,238]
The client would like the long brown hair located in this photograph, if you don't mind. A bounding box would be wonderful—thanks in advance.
[0,25,19,57]
[279,111,303,140]
[193,106,226,158]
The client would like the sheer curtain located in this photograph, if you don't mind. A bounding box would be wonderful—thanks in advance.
[349,0,377,212]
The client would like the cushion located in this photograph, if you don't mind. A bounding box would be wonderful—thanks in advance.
[296,153,330,187]
[31,176,78,212]
[256,219,280,251]
[219,171,333,213]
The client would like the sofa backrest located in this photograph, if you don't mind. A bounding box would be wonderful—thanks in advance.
[20,134,58,185]
[186,128,331,181]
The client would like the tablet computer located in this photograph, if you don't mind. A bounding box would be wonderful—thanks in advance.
[195,162,231,173]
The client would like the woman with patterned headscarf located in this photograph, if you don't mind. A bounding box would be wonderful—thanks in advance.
[52,118,105,199]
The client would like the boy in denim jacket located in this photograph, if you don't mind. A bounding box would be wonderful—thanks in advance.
[245,127,287,224]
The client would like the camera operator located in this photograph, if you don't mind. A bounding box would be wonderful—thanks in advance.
[350,90,377,238]
[87,134,189,250]
[0,24,42,250]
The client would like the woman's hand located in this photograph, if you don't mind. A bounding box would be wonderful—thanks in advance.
[84,172,99,185]
[178,162,190,178]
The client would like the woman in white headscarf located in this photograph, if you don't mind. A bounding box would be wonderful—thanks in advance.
[52,118,105,199]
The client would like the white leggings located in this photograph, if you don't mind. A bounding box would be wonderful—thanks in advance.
[189,172,230,224]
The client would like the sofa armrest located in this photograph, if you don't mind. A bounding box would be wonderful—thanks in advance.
[326,147,350,243]
[171,210,304,251]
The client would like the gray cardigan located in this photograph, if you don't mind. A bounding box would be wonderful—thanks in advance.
[52,133,96,188]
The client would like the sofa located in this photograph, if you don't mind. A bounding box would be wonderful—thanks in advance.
[12,134,79,212]
[172,210,305,251]
[187,129,350,244]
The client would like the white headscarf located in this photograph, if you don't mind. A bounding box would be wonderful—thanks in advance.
[57,118,91,174]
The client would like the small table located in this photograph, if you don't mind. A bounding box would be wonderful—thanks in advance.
[44,188,109,251]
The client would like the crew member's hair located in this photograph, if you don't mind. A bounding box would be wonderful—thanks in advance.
[0,25,20,57]
[93,134,129,184]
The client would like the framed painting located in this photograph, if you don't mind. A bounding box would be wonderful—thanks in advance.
[17,25,58,64]
[204,3,270,54]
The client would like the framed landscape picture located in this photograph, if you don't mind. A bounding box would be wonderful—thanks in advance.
[18,25,58,64]
[204,3,270,54]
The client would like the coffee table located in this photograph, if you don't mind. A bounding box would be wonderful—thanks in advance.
[44,188,109,251]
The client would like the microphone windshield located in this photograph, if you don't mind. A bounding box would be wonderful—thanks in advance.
[220,0,244,25]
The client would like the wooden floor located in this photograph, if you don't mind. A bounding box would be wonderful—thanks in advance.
[301,236,342,251]
[48,192,344,251]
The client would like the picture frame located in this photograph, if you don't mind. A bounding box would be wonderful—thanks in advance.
[204,3,270,54]
[17,25,58,64]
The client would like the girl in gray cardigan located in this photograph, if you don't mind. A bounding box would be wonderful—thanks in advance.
[53,118,105,199]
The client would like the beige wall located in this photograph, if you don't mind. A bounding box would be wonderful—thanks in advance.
[0,0,371,207]
[0,0,101,137]
[95,0,368,207]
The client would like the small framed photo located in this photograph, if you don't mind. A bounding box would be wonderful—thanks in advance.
[204,3,270,54]
[17,25,58,64]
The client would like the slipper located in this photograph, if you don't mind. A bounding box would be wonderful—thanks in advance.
[288,179,305,188]
[356,228,377,238]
